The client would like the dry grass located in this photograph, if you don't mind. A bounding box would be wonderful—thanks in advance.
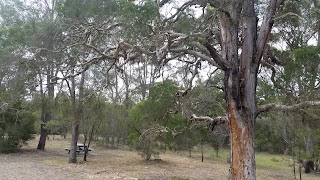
[0,135,319,180]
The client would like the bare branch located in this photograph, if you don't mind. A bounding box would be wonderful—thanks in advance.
[83,43,114,59]
[171,48,220,68]
[257,101,320,115]
[163,0,195,23]
[256,0,285,64]
[190,114,227,131]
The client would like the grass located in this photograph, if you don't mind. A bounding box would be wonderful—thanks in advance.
[1,136,319,180]
[191,146,320,180]
[256,152,291,171]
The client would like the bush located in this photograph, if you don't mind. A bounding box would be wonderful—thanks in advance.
[0,101,36,153]
[127,131,160,160]
[136,132,160,160]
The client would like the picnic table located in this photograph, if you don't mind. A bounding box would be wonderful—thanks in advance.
[64,143,92,154]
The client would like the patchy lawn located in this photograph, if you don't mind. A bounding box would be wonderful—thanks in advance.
[0,136,319,180]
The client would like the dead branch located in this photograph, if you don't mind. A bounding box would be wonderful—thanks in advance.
[257,101,320,115]
[190,114,227,131]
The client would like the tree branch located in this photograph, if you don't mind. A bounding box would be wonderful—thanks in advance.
[171,48,220,68]
[257,101,320,115]
[204,42,230,70]
[256,0,285,64]
[274,12,305,22]
[190,114,227,131]
[163,0,195,23]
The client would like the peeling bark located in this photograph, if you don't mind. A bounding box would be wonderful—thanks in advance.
[228,101,256,179]
[202,0,284,179]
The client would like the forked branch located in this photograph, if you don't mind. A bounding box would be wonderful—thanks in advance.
[190,114,227,131]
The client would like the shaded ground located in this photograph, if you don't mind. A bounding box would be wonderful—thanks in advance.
[0,136,319,180]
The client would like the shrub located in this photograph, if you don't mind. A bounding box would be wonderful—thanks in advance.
[127,131,160,160]
[136,132,160,160]
[0,101,36,153]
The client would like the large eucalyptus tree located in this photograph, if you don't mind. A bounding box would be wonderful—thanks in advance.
[141,0,320,179]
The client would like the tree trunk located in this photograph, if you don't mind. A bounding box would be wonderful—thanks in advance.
[37,123,48,150]
[84,123,96,161]
[305,134,314,173]
[37,66,54,150]
[37,111,52,150]
[201,141,204,162]
[304,120,314,173]
[69,122,79,163]
[206,1,285,177]
[218,0,259,178]
[69,70,85,163]
[227,103,256,179]
[293,144,296,179]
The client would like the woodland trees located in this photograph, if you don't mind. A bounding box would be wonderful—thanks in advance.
[0,0,320,179]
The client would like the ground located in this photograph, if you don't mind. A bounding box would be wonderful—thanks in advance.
[0,136,319,180]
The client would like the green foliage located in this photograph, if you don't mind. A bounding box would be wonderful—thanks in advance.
[118,0,159,41]
[45,120,68,135]
[256,46,320,158]
[128,80,188,159]
[282,46,320,86]
[126,132,139,148]
[80,91,113,145]
[56,0,114,20]
[136,131,160,160]
[0,99,36,153]
[255,116,287,154]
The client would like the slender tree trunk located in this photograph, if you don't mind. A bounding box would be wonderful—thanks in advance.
[201,140,204,162]
[37,66,54,150]
[305,131,314,173]
[37,123,48,150]
[299,147,302,180]
[69,71,85,163]
[37,113,53,150]
[293,155,296,179]
[69,122,79,163]
[84,123,96,161]
[36,0,57,149]
[69,72,78,163]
